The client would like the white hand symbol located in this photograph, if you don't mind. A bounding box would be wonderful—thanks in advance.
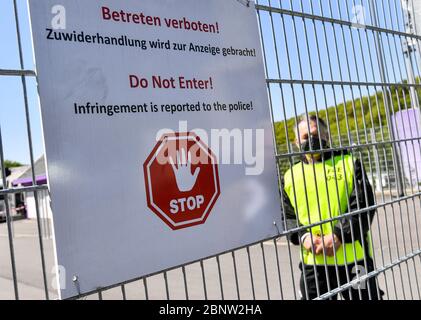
[169,148,200,192]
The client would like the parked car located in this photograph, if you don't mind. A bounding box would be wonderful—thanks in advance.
[0,199,6,222]
[0,192,19,223]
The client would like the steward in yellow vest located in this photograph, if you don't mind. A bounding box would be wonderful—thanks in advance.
[282,115,383,300]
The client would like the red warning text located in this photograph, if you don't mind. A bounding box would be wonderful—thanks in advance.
[129,75,214,90]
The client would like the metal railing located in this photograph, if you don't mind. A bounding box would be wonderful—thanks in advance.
[1,0,421,300]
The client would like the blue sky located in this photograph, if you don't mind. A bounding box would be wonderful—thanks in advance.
[0,0,417,164]
[258,0,417,120]
[0,0,42,165]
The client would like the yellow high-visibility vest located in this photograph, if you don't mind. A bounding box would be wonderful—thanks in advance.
[284,154,371,266]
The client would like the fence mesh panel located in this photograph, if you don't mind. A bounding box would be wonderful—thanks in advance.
[1,0,421,300]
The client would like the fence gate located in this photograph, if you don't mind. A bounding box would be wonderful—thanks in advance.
[1,0,421,300]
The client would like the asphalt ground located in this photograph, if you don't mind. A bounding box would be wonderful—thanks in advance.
[1,193,421,300]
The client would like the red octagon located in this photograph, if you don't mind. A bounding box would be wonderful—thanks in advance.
[143,132,220,230]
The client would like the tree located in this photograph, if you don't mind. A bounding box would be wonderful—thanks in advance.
[3,160,24,169]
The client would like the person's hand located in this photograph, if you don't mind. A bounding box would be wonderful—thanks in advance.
[303,234,322,253]
[319,234,342,256]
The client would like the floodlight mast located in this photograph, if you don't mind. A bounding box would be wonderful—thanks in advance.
[401,0,420,109]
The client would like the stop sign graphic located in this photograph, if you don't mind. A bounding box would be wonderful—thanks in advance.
[143,132,220,230]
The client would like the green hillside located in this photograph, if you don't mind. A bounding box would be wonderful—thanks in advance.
[273,82,421,152]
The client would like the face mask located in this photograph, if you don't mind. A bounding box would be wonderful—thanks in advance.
[301,136,328,159]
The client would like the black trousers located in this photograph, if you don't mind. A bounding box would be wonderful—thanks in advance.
[299,258,383,300]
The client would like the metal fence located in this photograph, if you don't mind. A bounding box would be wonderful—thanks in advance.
[1,0,421,300]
